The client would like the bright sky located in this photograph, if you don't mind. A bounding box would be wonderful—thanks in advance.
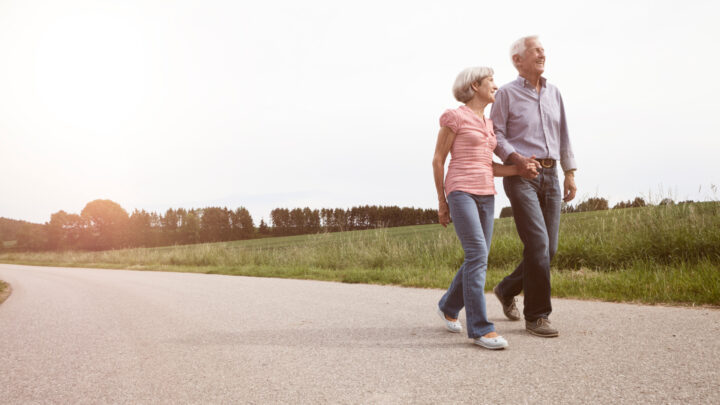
[1,0,719,225]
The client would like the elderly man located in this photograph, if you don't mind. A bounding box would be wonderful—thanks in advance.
[490,35,577,337]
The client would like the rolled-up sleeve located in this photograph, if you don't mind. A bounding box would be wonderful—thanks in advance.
[490,89,516,162]
[557,93,577,172]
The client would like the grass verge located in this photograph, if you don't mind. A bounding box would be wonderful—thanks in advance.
[0,203,718,306]
[0,280,10,305]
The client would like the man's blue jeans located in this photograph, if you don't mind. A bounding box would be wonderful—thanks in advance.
[438,191,495,338]
[496,167,562,322]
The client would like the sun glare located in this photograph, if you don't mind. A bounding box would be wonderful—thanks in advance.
[33,11,150,131]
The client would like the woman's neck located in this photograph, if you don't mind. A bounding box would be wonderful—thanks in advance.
[464,98,487,119]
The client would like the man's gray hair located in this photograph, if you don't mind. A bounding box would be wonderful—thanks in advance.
[510,35,539,60]
[452,66,494,103]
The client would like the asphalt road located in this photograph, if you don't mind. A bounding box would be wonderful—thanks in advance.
[0,264,718,404]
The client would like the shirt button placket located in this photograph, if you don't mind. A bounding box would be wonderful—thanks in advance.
[539,94,551,157]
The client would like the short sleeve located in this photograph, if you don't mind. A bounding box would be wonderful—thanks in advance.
[439,109,459,133]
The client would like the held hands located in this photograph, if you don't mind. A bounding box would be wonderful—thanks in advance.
[520,155,541,179]
[438,199,451,227]
[510,153,541,179]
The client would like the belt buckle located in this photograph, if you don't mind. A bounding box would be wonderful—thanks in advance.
[540,159,553,168]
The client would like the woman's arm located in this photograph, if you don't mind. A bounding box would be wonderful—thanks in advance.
[492,162,519,177]
[432,127,456,227]
[492,156,540,178]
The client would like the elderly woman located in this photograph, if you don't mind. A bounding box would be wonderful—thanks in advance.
[432,66,538,350]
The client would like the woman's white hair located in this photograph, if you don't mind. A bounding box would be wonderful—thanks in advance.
[452,66,494,103]
[509,35,539,61]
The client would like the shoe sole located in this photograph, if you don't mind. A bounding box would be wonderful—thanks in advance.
[473,340,508,350]
[525,328,559,338]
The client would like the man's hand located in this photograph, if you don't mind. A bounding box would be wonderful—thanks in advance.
[563,171,577,202]
[509,153,541,179]
[438,200,450,227]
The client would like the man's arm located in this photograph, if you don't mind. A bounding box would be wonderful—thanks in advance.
[491,89,538,179]
[557,91,577,201]
[563,170,577,202]
[490,88,516,162]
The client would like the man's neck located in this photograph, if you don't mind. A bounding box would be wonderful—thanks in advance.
[520,72,542,92]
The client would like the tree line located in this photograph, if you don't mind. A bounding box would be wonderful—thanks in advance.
[499,196,690,218]
[269,206,438,235]
[3,200,439,252]
[5,196,691,251]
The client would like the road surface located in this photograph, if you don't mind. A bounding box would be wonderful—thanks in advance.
[0,264,718,404]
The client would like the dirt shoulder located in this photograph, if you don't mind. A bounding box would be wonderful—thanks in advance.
[0,280,11,305]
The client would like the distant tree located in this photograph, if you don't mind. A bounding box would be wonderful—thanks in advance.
[320,209,333,231]
[561,202,576,214]
[499,206,513,218]
[15,222,48,251]
[270,208,290,235]
[230,207,254,239]
[179,209,201,244]
[81,199,130,250]
[200,207,231,242]
[47,210,86,250]
[258,219,269,236]
[161,208,180,244]
[612,201,629,210]
[289,208,304,235]
[303,207,320,234]
[659,198,674,206]
[613,197,647,210]
[128,209,153,247]
[0,217,34,244]
[423,208,438,224]
[576,197,609,212]
[631,197,647,208]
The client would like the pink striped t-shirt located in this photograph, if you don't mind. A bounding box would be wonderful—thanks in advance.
[440,105,497,196]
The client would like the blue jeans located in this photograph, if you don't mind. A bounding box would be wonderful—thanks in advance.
[438,191,495,338]
[495,167,562,322]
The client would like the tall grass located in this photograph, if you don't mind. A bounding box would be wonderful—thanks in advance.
[1,202,718,305]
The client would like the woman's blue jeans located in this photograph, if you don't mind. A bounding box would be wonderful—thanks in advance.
[438,191,495,338]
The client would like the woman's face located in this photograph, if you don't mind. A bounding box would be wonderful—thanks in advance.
[474,76,498,103]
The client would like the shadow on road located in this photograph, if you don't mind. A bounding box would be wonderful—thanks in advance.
[170,325,473,350]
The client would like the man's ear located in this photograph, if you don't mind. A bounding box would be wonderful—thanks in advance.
[512,54,521,68]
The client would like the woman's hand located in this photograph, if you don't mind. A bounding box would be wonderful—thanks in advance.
[524,160,539,179]
[438,199,451,227]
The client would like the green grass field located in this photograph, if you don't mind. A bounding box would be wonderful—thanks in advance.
[1,202,718,306]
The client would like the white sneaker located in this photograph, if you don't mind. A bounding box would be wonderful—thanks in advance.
[473,335,509,350]
[437,307,462,333]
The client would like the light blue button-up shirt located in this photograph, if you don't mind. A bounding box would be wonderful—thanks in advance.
[490,76,577,172]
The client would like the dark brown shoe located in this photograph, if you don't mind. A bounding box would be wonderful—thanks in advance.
[493,285,520,321]
[525,318,559,337]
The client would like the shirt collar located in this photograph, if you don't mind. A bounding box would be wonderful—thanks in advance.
[516,75,547,89]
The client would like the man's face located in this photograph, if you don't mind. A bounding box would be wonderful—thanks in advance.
[517,38,545,76]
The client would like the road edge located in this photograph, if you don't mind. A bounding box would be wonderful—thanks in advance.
[0,280,11,305]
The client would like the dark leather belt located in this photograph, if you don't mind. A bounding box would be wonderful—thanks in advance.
[538,159,556,168]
